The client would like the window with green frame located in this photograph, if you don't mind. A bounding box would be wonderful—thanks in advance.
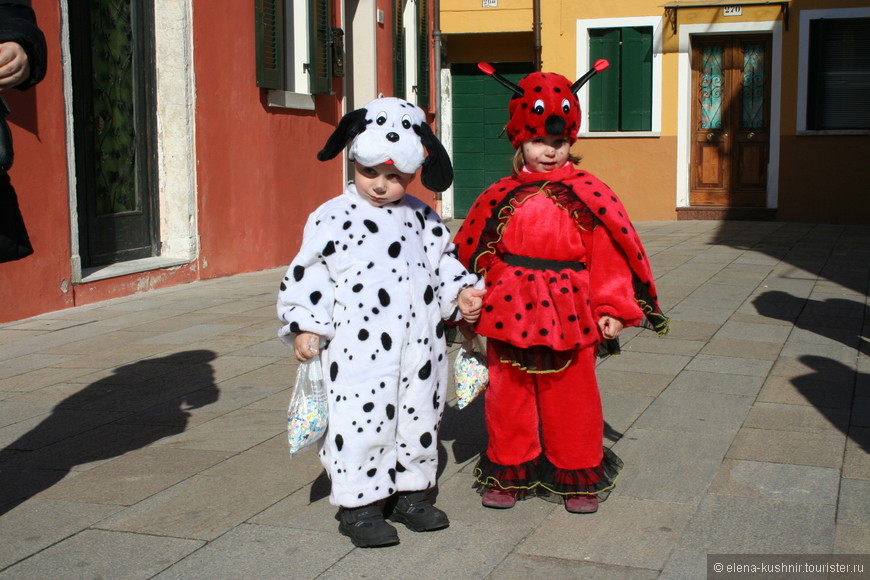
[255,0,333,95]
[392,0,430,108]
[588,26,653,132]
[807,17,870,130]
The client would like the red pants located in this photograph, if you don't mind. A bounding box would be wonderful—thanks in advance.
[485,343,603,470]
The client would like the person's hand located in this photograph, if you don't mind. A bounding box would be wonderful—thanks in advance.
[458,287,486,324]
[598,315,624,340]
[294,332,320,362]
[0,42,30,91]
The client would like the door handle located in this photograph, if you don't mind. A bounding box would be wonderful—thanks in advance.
[747,131,756,140]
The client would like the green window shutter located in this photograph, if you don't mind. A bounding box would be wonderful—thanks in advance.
[589,29,620,131]
[808,18,870,130]
[416,0,430,108]
[394,0,406,100]
[308,0,332,94]
[619,27,652,131]
[255,0,285,89]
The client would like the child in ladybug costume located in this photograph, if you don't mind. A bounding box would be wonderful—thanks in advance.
[455,63,668,513]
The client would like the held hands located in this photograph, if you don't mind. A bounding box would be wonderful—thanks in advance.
[598,315,624,340]
[0,42,30,91]
[294,332,321,362]
[458,286,486,324]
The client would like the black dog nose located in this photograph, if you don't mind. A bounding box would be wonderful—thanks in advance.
[386,132,400,143]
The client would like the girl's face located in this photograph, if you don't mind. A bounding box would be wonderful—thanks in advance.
[353,161,415,207]
[521,135,571,173]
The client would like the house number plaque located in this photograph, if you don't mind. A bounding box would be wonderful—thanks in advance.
[723,6,743,16]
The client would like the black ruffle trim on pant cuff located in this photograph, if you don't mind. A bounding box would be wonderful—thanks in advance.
[472,447,623,499]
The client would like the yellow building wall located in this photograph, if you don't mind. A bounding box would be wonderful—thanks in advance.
[440,0,532,34]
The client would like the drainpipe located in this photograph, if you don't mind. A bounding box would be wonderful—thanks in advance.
[433,0,442,132]
[533,0,541,70]
[432,0,444,214]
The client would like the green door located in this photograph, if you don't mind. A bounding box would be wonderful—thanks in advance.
[70,0,159,268]
[451,62,534,217]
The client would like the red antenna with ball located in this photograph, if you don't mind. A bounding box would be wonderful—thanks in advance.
[477,62,524,96]
[571,59,609,94]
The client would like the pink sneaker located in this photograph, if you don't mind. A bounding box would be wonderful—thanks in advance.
[565,494,599,514]
[481,487,518,509]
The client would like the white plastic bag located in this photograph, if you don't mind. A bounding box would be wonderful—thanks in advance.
[454,335,488,409]
[287,356,328,455]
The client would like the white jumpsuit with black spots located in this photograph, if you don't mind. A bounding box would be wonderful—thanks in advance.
[278,183,478,508]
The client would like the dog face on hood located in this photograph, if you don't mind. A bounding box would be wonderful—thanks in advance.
[317,97,453,192]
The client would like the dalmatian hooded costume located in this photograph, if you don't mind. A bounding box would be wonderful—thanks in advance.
[278,98,479,508]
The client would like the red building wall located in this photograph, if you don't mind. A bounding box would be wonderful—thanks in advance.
[191,1,344,279]
[1,0,73,321]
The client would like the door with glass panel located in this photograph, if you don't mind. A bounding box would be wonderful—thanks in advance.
[690,35,771,207]
[70,0,158,268]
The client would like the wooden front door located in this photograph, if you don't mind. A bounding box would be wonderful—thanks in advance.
[690,35,771,207]
[70,0,159,268]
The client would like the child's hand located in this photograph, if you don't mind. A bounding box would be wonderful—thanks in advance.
[294,332,321,362]
[458,287,486,324]
[598,315,624,340]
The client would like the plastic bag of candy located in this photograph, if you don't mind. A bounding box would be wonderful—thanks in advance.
[287,356,328,455]
[454,335,488,409]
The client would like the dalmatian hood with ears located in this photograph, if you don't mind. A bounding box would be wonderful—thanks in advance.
[317,97,454,192]
[349,98,426,174]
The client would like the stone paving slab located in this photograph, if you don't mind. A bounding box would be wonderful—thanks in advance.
[660,495,836,578]
[153,524,350,580]
[708,459,841,503]
[726,427,846,469]
[0,499,122,570]
[0,529,203,580]
[494,554,661,579]
[517,496,695,571]
[612,428,734,505]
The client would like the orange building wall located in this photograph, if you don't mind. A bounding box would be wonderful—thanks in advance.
[778,136,870,225]
[1,0,75,321]
[576,137,679,222]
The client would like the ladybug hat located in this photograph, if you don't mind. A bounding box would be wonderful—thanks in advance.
[478,60,609,148]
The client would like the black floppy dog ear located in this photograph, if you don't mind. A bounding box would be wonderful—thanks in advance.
[317,108,369,161]
[415,122,454,192]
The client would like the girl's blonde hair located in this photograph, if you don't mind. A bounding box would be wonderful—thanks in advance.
[511,147,582,176]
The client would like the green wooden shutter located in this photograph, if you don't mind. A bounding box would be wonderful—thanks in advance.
[620,27,653,131]
[589,29,620,131]
[393,0,406,99]
[416,0,430,108]
[255,0,285,89]
[309,0,332,94]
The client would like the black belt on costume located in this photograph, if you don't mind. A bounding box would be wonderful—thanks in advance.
[502,253,587,271]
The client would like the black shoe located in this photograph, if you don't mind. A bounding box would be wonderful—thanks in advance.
[388,491,450,532]
[338,504,400,548]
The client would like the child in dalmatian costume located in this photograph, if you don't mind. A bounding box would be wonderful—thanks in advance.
[455,64,669,514]
[278,97,484,547]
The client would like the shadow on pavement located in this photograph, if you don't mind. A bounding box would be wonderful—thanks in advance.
[0,350,219,516]
[753,290,868,453]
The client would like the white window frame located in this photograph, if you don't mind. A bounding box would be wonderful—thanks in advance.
[796,7,870,136]
[576,16,663,138]
[403,0,420,105]
[267,0,316,110]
